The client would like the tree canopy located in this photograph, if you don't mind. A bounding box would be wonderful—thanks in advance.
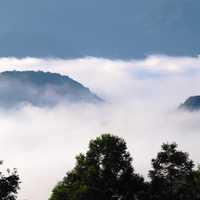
[49,134,145,200]
[149,143,195,200]
[49,135,200,200]
[0,161,20,200]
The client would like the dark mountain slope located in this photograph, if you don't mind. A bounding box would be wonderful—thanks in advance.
[179,96,200,111]
[0,71,102,107]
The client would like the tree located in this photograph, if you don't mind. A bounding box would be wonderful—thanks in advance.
[50,134,145,200]
[190,166,200,199]
[0,161,20,200]
[149,143,194,200]
[179,165,200,200]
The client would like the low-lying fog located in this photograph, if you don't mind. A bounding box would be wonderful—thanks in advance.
[0,55,200,200]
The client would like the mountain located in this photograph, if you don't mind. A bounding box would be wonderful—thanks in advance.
[0,71,102,107]
[0,0,199,59]
[179,96,200,111]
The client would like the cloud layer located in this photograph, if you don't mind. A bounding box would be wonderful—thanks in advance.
[0,55,200,200]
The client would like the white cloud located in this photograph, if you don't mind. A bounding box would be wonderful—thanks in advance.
[0,55,200,200]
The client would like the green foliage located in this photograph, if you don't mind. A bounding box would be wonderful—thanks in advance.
[180,165,200,200]
[49,136,200,200]
[49,134,145,200]
[0,161,20,200]
[149,143,194,200]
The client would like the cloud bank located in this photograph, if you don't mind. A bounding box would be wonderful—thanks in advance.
[0,55,200,200]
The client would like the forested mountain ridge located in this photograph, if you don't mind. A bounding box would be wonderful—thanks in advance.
[0,71,102,107]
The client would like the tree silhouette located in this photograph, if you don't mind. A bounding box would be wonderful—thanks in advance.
[149,143,194,200]
[0,161,20,200]
[180,165,200,200]
[50,134,145,200]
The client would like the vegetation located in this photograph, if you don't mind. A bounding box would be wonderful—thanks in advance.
[0,71,102,108]
[2,133,199,200]
[50,134,145,200]
[0,161,20,200]
[49,134,200,200]
[149,143,195,200]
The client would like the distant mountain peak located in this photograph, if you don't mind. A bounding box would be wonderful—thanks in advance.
[0,70,103,108]
[179,96,200,111]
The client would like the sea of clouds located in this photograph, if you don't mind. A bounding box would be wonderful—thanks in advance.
[0,55,200,200]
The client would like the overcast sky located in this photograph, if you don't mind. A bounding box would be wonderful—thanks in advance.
[0,0,200,58]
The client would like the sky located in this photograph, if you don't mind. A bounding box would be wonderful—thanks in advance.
[0,55,200,200]
[0,0,200,58]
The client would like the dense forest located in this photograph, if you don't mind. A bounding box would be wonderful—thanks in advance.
[1,134,200,200]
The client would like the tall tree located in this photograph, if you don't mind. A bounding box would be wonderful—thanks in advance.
[149,143,194,200]
[191,166,200,198]
[0,161,20,200]
[179,165,200,200]
[50,134,145,200]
